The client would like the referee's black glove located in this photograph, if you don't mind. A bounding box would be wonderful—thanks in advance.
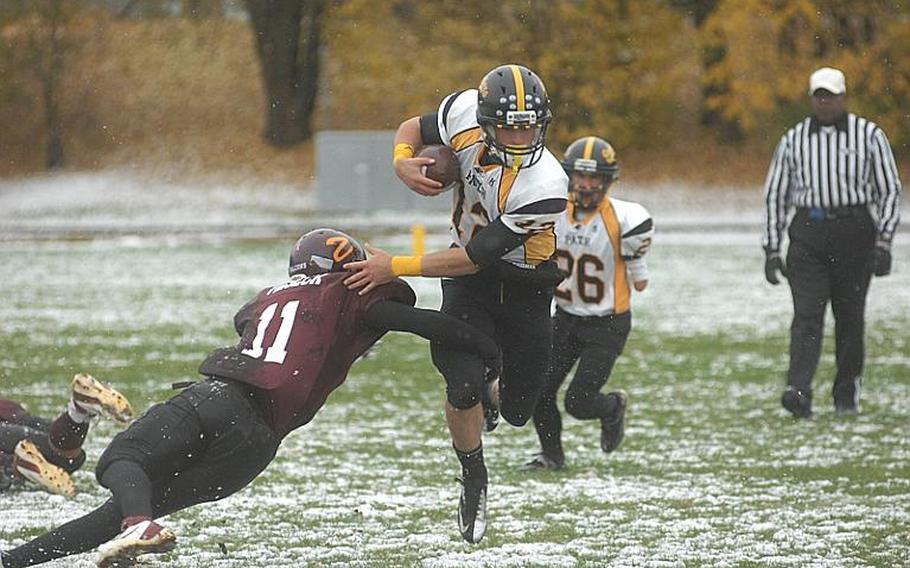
[764,251,788,285]
[873,243,892,277]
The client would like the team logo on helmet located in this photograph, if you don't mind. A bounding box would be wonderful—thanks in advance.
[478,76,490,99]
[326,236,355,262]
[289,228,366,276]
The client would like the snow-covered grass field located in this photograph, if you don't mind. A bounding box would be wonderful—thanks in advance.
[1,173,908,567]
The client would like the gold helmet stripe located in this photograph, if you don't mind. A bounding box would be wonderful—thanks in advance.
[583,136,596,160]
[509,65,525,111]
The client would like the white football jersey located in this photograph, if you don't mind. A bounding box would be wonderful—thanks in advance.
[554,197,653,316]
[435,89,568,268]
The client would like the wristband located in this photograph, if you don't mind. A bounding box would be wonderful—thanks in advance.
[393,143,415,165]
[391,255,423,276]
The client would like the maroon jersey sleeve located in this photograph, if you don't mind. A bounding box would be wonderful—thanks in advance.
[361,278,417,312]
[233,297,258,337]
[341,278,416,339]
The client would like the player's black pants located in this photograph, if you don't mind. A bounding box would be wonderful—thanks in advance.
[786,207,875,408]
[533,309,631,459]
[2,379,280,568]
[431,267,556,426]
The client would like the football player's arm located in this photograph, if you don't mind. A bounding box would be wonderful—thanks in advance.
[363,300,501,376]
[621,215,654,292]
[393,116,444,196]
[233,298,258,336]
[343,219,531,295]
[344,199,566,294]
[627,259,649,291]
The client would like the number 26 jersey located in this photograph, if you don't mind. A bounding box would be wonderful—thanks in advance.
[554,197,653,317]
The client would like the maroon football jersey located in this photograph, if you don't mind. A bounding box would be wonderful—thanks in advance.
[198,272,416,438]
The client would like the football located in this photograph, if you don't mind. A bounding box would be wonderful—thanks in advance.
[417,145,460,190]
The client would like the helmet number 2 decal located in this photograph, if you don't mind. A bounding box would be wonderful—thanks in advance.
[241,300,299,364]
[326,236,354,262]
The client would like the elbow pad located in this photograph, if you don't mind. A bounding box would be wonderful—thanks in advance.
[465,218,527,268]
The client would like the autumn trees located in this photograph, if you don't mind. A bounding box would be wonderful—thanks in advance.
[0,0,907,173]
[320,0,909,154]
[244,0,326,146]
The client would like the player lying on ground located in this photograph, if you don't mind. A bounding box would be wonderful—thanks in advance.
[527,136,653,470]
[0,228,501,568]
[0,375,133,497]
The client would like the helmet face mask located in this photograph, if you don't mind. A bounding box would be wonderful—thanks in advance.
[561,136,620,211]
[476,64,552,170]
[570,172,613,211]
[288,228,366,277]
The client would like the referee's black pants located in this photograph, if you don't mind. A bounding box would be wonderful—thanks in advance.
[786,208,875,408]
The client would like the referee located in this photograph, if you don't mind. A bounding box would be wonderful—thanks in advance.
[762,66,902,418]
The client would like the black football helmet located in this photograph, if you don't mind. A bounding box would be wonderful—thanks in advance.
[562,136,620,210]
[476,64,552,169]
[288,228,366,276]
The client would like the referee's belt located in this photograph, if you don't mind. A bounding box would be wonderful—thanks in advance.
[799,205,869,221]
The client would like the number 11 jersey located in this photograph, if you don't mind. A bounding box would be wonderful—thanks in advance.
[198,272,415,438]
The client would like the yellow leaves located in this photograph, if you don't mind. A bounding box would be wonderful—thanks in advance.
[700,0,817,133]
[699,0,908,147]
[2,0,907,175]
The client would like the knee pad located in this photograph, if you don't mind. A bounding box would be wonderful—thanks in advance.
[500,405,531,427]
[95,443,142,486]
[446,378,480,410]
[95,451,116,485]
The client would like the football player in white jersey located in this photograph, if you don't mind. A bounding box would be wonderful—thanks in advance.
[526,136,653,470]
[345,64,568,544]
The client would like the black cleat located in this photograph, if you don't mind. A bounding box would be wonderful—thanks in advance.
[523,452,565,471]
[600,391,628,453]
[781,387,813,418]
[456,474,488,544]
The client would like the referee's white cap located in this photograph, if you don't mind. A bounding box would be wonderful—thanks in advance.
[809,67,846,96]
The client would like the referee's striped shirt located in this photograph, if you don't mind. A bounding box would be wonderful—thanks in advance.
[762,112,902,252]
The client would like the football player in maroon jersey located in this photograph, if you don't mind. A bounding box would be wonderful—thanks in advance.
[0,229,500,568]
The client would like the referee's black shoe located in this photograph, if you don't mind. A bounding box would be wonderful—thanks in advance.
[456,471,488,544]
[600,391,629,453]
[781,387,812,418]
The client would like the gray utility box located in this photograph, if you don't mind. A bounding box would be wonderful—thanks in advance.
[315,130,450,213]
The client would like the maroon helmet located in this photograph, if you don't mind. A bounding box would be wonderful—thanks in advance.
[288,228,366,276]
